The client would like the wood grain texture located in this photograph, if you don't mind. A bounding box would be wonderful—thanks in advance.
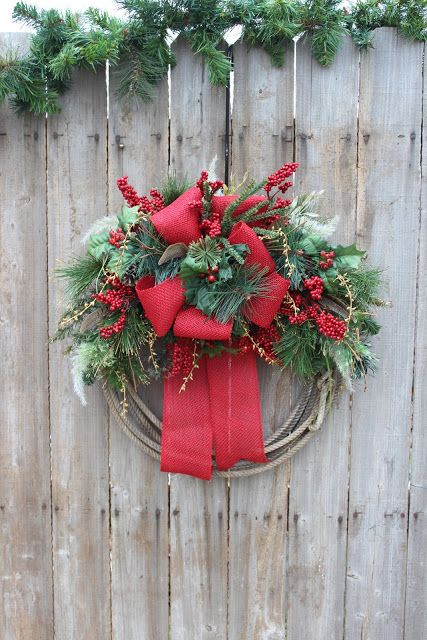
[170,36,227,182]
[227,42,294,640]
[404,42,426,640]
[287,35,359,640]
[0,33,53,640]
[344,29,423,640]
[169,37,229,640]
[0,27,426,640]
[47,70,111,639]
[230,41,294,184]
[108,75,170,640]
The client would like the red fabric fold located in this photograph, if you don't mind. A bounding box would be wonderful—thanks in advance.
[135,275,185,337]
[160,350,266,479]
[244,272,290,328]
[150,186,202,245]
[161,358,213,479]
[229,221,276,273]
[173,307,233,340]
[206,350,267,470]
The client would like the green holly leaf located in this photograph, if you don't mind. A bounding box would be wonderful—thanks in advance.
[181,253,206,273]
[321,267,338,290]
[117,205,140,231]
[194,286,213,316]
[88,230,111,259]
[334,244,366,269]
[218,265,233,281]
[300,236,321,255]
[179,261,199,282]
[107,245,138,278]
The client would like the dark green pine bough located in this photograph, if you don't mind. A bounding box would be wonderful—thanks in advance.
[0,0,426,115]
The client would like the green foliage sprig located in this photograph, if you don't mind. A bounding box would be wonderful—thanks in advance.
[53,164,385,397]
[0,0,425,114]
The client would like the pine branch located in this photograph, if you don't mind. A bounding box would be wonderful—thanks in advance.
[56,254,105,301]
[1,0,424,113]
[221,179,265,234]
[160,174,192,205]
[273,322,324,379]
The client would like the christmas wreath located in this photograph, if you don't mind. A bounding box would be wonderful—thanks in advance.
[54,164,384,479]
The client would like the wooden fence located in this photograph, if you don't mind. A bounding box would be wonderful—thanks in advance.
[0,28,425,640]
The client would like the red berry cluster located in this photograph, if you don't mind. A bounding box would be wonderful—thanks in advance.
[304,276,324,300]
[99,310,127,339]
[273,196,292,210]
[108,227,126,248]
[170,342,195,377]
[93,276,134,312]
[198,264,219,283]
[195,171,224,196]
[319,250,335,271]
[209,179,224,193]
[117,176,164,215]
[254,197,293,229]
[288,308,307,325]
[200,211,221,237]
[264,163,298,194]
[256,325,281,362]
[148,189,165,211]
[92,276,134,339]
[234,335,253,354]
[316,311,347,340]
[196,170,208,191]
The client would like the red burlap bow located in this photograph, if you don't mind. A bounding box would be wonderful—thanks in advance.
[136,188,290,479]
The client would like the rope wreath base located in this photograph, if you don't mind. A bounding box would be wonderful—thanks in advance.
[104,372,342,478]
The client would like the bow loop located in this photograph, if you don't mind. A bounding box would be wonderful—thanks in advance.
[151,186,202,245]
[174,307,233,340]
[135,275,185,337]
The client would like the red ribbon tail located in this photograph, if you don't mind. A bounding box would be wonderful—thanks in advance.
[160,358,213,480]
[206,350,267,470]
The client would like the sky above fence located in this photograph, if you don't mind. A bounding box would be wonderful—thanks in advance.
[0,0,121,31]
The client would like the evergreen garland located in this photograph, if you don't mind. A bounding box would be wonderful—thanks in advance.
[0,0,424,114]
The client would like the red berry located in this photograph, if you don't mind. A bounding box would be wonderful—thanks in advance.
[304,276,324,301]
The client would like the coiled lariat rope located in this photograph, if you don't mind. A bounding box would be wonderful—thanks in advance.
[103,372,342,478]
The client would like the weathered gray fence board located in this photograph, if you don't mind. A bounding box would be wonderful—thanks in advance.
[47,70,111,639]
[287,35,359,640]
[0,32,53,640]
[0,27,425,640]
[230,41,294,185]
[170,36,227,182]
[404,43,426,640]
[345,29,423,640]
[227,42,294,640]
[169,38,229,640]
[108,74,170,640]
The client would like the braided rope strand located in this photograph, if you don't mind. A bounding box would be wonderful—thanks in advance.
[103,371,343,478]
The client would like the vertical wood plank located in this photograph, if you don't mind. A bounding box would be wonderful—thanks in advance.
[169,37,229,640]
[170,37,227,182]
[0,33,53,640]
[404,42,426,640]
[227,42,294,640]
[108,75,170,640]
[345,29,423,640]
[230,41,294,184]
[287,36,359,640]
[47,70,111,639]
